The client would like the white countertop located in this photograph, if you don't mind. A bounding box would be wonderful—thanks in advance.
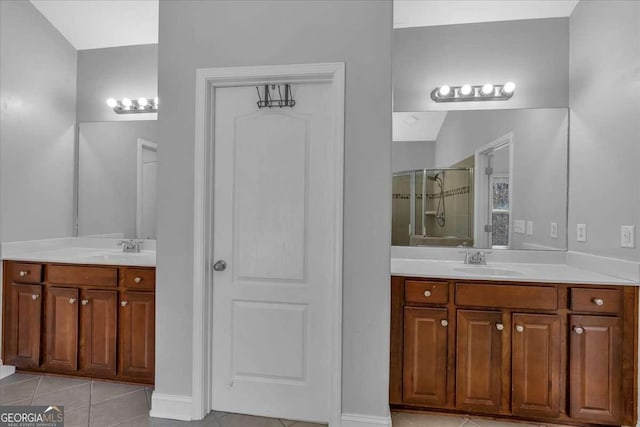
[391,258,638,286]
[1,238,156,267]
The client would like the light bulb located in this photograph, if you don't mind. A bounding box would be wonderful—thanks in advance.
[138,97,148,107]
[481,84,494,95]
[122,98,133,107]
[438,85,451,97]
[460,85,472,96]
[106,98,118,108]
[503,82,516,94]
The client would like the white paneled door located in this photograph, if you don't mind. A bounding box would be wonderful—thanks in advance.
[211,83,334,422]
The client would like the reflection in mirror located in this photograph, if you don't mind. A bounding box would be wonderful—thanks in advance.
[77,121,158,239]
[392,108,568,251]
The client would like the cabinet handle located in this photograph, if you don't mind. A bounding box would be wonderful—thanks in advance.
[496,323,504,331]
[121,301,128,307]
[19,270,29,277]
[31,294,39,300]
[515,324,524,333]
[81,299,89,306]
[573,326,584,335]
[423,290,432,298]
[440,319,448,327]
[593,298,604,306]
[69,298,77,304]
[134,277,143,283]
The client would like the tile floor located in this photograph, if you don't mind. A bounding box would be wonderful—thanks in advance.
[1,373,567,427]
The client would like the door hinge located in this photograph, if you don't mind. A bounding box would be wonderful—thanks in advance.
[484,224,493,232]
[485,167,493,176]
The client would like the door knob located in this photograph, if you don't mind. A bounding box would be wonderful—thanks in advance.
[31,294,39,300]
[423,290,432,298]
[593,298,604,306]
[81,299,89,306]
[69,298,77,304]
[573,326,584,335]
[121,301,128,307]
[19,270,28,277]
[440,319,448,327]
[515,324,524,333]
[496,323,504,331]
[213,260,227,272]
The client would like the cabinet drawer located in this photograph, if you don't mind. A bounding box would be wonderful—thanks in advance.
[47,265,118,287]
[9,262,43,283]
[405,280,448,305]
[121,268,155,290]
[456,283,557,310]
[570,288,622,313]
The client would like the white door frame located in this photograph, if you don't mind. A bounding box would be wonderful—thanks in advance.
[192,63,345,425]
[473,132,514,248]
[136,138,158,239]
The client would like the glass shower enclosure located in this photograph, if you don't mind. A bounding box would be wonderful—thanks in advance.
[392,168,473,247]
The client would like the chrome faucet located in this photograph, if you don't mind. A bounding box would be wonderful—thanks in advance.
[117,239,142,253]
[461,250,490,265]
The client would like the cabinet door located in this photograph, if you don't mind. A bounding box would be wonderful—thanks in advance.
[403,307,448,406]
[4,283,42,368]
[512,313,561,418]
[569,315,622,424]
[119,291,155,381]
[456,310,502,413]
[44,287,79,371]
[79,290,117,376]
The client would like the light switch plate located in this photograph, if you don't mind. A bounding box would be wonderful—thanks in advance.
[526,221,533,236]
[621,225,635,248]
[514,220,525,234]
[577,224,587,242]
[550,222,558,239]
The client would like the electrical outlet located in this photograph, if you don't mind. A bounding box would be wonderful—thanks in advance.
[514,220,525,234]
[577,224,587,242]
[621,225,635,248]
[550,222,558,239]
[526,221,533,236]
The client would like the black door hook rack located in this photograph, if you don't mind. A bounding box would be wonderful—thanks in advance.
[256,84,296,108]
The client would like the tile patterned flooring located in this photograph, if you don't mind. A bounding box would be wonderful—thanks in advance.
[1,373,567,427]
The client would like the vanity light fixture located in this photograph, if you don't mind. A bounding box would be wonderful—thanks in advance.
[106,97,158,114]
[430,82,515,103]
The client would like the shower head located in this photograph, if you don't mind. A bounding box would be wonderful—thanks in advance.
[427,172,443,182]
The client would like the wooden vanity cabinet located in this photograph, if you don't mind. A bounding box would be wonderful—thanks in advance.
[390,276,638,427]
[1,260,155,384]
[3,281,42,369]
[119,291,155,382]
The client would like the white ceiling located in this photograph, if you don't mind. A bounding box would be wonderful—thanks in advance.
[394,0,579,29]
[29,0,158,50]
[393,112,448,142]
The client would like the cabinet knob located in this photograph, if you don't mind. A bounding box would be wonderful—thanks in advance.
[515,324,524,333]
[593,298,604,306]
[81,299,89,306]
[496,323,504,331]
[573,326,584,335]
[121,301,128,307]
[423,290,432,298]
[31,294,39,300]
[440,319,448,327]
[134,277,142,283]
[69,298,77,304]
[19,270,29,277]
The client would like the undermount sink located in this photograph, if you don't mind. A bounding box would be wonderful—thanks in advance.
[453,266,524,277]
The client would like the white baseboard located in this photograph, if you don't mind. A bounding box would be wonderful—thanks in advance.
[341,413,392,427]
[149,392,193,421]
[0,362,16,379]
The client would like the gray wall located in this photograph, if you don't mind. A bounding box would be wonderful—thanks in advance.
[569,0,640,262]
[435,108,568,250]
[78,121,158,238]
[0,0,77,243]
[394,18,569,112]
[77,44,158,122]
[156,0,392,419]
[392,141,435,173]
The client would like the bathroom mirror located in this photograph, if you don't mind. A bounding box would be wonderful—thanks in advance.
[392,107,568,251]
[77,121,159,239]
